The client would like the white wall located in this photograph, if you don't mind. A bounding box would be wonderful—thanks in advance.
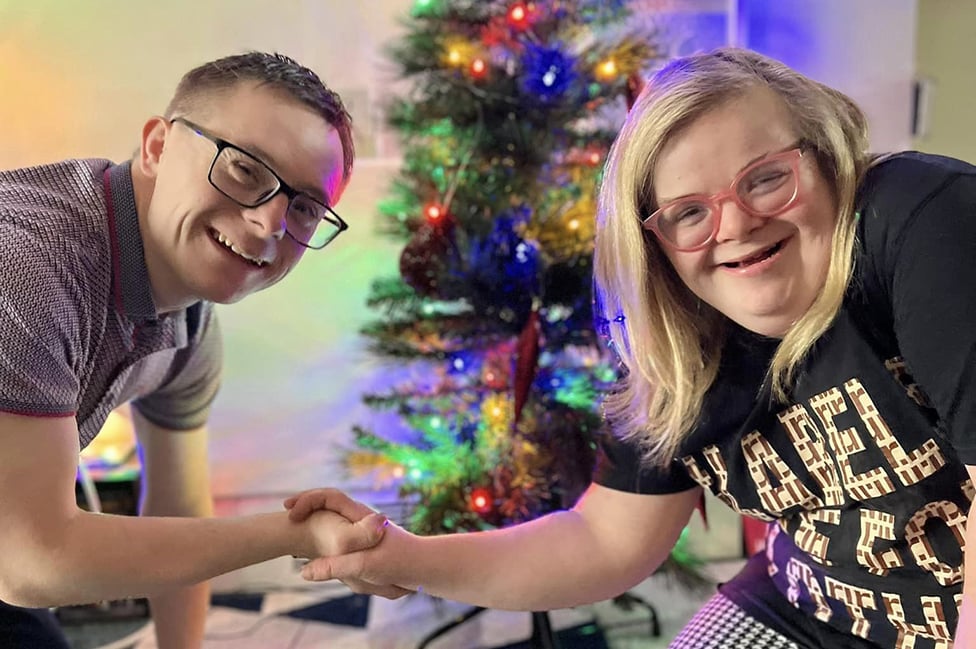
[736,0,918,153]
[913,0,976,162]
[0,0,412,501]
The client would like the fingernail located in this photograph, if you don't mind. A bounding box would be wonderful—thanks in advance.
[300,567,310,579]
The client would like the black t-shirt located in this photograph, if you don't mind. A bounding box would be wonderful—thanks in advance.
[595,152,976,648]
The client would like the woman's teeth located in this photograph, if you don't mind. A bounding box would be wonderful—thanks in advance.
[725,241,782,268]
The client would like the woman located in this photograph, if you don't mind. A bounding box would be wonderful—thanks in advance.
[288,48,976,648]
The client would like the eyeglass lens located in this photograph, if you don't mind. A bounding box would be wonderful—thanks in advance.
[656,156,797,250]
[210,147,339,248]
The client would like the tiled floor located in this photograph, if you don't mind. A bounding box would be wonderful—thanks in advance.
[60,561,742,649]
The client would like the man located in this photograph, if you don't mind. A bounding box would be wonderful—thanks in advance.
[0,52,383,648]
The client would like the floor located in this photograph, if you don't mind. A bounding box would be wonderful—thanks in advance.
[59,561,742,649]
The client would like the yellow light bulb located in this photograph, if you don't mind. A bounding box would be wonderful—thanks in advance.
[596,59,618,81]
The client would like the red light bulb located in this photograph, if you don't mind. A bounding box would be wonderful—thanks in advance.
[507,3,529,29]
[470,487,493,514]
[425,203,444,222]
[470,58,487,79]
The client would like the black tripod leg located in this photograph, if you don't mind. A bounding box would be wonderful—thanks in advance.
[416,606,486,649]
[530,610,561,649]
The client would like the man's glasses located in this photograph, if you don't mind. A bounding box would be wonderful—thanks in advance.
[171,117,348,250]
[641,145,806,252]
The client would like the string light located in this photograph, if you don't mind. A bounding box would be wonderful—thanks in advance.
[424,203,446,223]
[469,487,493,514]
[470,57,487,79]
[507,2,530,29]
[595,58,619,81]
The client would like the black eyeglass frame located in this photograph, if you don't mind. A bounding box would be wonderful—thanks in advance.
[170,116,348,250]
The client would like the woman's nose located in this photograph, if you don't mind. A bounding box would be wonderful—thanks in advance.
[714,199,766,243]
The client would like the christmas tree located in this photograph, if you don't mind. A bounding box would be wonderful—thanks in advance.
[349,0,702,583]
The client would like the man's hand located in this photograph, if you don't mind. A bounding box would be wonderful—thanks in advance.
[298,509,389,558]
[286,488,414,599]
[284,488,373,523]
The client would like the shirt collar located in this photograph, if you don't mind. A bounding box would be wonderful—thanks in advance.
[105,160,159,323]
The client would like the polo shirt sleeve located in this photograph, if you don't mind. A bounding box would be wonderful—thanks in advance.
[0,224,80,416]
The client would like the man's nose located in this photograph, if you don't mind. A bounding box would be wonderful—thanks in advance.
[245,193,289,239]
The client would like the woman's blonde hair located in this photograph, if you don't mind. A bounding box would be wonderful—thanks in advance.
[594,47,871,467]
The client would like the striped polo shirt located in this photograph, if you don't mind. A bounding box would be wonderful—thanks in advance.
[0,159,222,448]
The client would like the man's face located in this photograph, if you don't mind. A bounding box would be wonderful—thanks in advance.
[141,81,346,311]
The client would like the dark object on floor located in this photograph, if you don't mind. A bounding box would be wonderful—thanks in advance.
[495,622,609,649]
[55,598,149,624]
[417,608,611,649]
[211,592,264,612]
[283,593,371,628]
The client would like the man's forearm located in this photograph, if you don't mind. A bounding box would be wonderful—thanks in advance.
[149,582,209,649]
[8,510,304,607]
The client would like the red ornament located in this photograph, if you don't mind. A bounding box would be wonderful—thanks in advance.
[482,16,513,47]
[399,224,453,297]
[626,72,646,111]
[512,307,541,426]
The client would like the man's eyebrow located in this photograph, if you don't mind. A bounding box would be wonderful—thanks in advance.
[238,139,330,204]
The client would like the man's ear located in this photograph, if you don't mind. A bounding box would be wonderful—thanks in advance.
[138,116,170,178]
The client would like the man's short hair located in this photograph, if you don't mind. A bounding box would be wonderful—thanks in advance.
[165,51,354,185]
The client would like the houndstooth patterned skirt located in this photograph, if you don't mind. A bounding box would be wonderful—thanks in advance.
[668,592,800,649]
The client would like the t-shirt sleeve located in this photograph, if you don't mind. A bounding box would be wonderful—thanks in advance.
[865,159,976,462]
[592,428,699,494]
[131,306,223,430]
[0,225,80,416]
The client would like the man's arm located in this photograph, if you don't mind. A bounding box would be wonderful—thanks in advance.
[0,411,386,608]
[289,482,702,611]
[132,409,213,649]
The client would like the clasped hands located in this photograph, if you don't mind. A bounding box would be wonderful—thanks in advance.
[285,488,415,599]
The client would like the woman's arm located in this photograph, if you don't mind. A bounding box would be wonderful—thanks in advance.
[289,482,702,611]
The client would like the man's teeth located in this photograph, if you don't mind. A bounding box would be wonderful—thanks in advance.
[212,231,267,267]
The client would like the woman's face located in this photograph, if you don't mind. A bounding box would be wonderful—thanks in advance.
[651,88,837,338]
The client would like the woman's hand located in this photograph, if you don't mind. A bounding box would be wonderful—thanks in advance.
[286,488,415,599]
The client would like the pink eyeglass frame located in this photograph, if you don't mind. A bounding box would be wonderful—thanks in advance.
[641,146,806,252]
